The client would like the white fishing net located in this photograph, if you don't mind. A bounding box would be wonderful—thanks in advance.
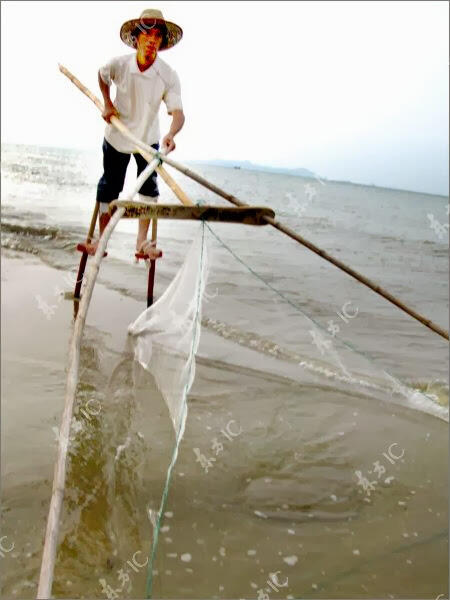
[122,218,447,599]
[128,224,209,437]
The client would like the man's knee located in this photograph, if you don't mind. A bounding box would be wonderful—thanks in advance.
[98,202,110,214]
[138,193,159,204]
[98,138,130,201]
[96,178,124,203]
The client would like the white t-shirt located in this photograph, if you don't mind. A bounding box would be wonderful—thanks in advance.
[99,53,183,153]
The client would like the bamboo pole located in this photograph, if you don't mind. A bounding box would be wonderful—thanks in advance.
[37,143,162,598]
[263,217,449,340]
[58,63,448,341]
[156,165,193,206]
[148,164,450,342]
[37,207,125,599]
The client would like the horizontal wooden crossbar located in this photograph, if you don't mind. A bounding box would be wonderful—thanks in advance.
[109,201,275,225]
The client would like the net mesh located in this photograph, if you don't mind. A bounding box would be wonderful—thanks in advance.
[124,220,447,598]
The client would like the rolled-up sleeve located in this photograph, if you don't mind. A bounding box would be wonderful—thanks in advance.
[163,70,183,115]
[99,57,117,86]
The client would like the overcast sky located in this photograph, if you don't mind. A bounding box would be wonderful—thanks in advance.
[2,0,448,195]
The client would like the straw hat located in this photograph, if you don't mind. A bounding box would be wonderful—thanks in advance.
[120,9,183,51]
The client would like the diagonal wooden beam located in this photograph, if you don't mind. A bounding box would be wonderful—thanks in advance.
[59,64,448,341]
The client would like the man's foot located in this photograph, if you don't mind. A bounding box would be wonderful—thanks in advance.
[76,242,108,257]
[135,239,163,261]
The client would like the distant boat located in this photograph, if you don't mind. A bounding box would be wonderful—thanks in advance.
[233,165,241,169]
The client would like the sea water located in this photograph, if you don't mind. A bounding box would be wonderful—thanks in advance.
[1,143,448,598]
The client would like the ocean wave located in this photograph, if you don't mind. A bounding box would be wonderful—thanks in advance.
[1,221,64,240]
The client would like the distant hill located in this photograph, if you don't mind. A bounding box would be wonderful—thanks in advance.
[188,159,320,179]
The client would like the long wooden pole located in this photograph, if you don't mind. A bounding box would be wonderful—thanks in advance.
[146,167,450,345]
[149,171,450,343]
[37,143,162,598]
[156,165,193,206]
[58,63,448,341]
[264,217,450,339]
[37,207,125,599]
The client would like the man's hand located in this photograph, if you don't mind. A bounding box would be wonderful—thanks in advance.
[161,133,176,154]
[102,102,119,123]
[161,110,184,154]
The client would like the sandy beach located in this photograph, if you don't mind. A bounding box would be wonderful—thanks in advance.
[2,0,449,595]
[2,246,448,599]
[2,135,448,600]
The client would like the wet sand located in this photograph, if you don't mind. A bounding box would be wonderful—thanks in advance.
[1,249,448,599]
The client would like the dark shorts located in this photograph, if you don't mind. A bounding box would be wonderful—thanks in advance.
[96,138,159,204]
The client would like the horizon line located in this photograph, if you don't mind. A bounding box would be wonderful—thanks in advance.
[2,140,448,200]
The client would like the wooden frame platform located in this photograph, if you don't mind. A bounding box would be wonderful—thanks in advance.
[109,201,275,225]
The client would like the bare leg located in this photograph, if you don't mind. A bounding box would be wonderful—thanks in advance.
[136,215,162,261]
[136,217,151,252]
[99,212,111,235]
[82,207,111,255]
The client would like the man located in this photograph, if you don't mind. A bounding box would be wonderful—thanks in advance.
[85,9,185,258]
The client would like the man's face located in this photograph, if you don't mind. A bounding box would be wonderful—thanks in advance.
[136,26,163,59]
